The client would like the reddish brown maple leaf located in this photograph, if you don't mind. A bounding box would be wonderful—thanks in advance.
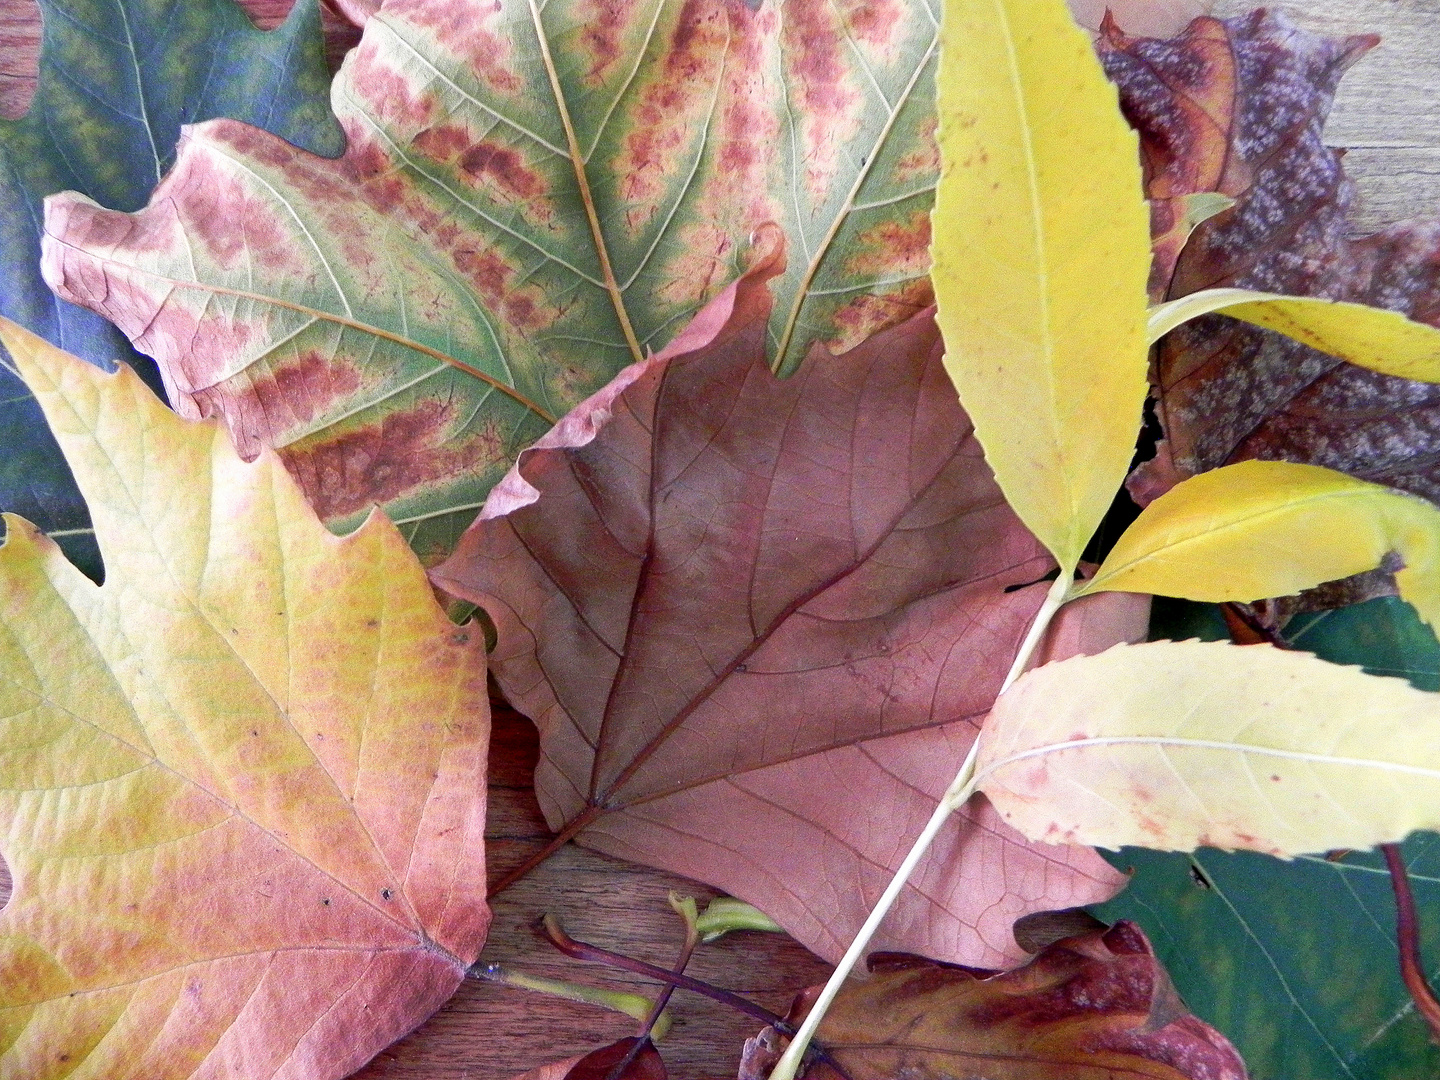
[431,251,1147,970]
[1101,11,1440,507]
[741,922,1248,1080]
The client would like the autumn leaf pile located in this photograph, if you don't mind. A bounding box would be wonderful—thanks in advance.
[7,0,1440,1078]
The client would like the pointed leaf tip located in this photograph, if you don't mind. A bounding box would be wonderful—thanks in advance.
[0,322,491,1079]
[933,0,1152,573]
[1084,460,1440,629]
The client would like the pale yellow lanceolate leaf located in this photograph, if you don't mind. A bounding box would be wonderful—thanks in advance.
[1148,288,1440,381]
[1079,460,1440,627]
[932,0,1151,574]
[975,640,1440,857]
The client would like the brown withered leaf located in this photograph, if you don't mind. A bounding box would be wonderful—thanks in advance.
[742,922,1248,1080]
[1101,11,1440,507]
[431,261,1148,971]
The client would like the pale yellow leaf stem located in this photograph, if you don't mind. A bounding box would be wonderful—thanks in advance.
[767,574,1071,1080]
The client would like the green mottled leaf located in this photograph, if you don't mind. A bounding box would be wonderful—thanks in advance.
[42,0,940,560]
[1097,596,1440,1080]
[0,0,343,579]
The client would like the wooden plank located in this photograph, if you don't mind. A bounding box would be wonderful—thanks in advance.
[1212,0,1440,230]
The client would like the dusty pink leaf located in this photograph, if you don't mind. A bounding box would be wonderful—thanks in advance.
[431,289,1143,970]
[1102,12,1440,509]
[749,922,1248,1079]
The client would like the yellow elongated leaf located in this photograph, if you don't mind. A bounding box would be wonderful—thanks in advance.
[932,0,1151,573]
[975,639,1440,857]
[1148,288,1440,381]
[1080,460,1440,627]
[0,319,490,1079]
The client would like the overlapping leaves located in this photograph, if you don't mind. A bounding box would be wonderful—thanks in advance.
[0,0,343,579]
[43,0,941,561]
[432,254,1148,970]
[1102,11,1440,509]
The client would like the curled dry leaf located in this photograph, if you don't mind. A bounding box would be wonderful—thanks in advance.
[432,262,1149,970]
[1101,11,1440,508]
[42,0,940,561]
[0,320,491,1079]
[744,922,1246,1079]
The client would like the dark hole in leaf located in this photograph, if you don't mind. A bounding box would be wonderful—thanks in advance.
[0,845,11,910]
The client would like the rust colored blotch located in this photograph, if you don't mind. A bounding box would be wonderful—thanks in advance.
[458,142,547,201]
[845,210,931,278]
[193,351,365,459]
[828,278,935,353]
[282,399,505,521]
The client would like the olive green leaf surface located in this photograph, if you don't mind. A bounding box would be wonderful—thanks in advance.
[0,318,491,1078]
[43,0,941,561]
[0,0,343,580]
[932,0,1151,575]
[1097,598,1440,1080]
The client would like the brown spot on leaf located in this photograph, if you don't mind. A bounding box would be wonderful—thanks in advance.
[191,352,365,459]
[784,0,865,197]
[827,277,935,353]
[844,210,931,278]
[458,142,547,202]
[382,0,522,96]
[893,115,939,183]
[281,399,505,522]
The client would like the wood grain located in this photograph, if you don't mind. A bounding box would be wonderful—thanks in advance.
[354,697,832,1080]
[1213,0,1440,233]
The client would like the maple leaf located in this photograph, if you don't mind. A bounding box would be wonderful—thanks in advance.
[0,319,490,1079]
[430,247,1149,970]
[1099,11,1440,508]
[740,922,1247,1080]
[0,0,343,581]
[40,0,940,564]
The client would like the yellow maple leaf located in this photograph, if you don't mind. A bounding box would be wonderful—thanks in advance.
[0,320,490,1079]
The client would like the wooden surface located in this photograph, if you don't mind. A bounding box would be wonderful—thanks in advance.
[355,700,831,1080]
[350,4,1440,1078]
[1213,1,1440,234]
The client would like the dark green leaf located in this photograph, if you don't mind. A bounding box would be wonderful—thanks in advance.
[1097,596,1440,1079]
[0,0,341,579]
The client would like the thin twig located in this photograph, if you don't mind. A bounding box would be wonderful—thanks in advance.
[1382,843,1440,1043]
[531,915,786,1029]
[605,900,701,1080]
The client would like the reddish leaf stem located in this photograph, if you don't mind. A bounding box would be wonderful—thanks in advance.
[605,907,701,1080]
[529,915,787,1030]
[1382,843,1440,1043]
[487,805,601,897]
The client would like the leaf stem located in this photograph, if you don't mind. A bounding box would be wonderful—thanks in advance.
[487,804,601,897]
[475,963,673,1039]
[768,574,1071,1080]
[525,0,645,365]
[532,914,788,1030]
[1382,842,1440,1042]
